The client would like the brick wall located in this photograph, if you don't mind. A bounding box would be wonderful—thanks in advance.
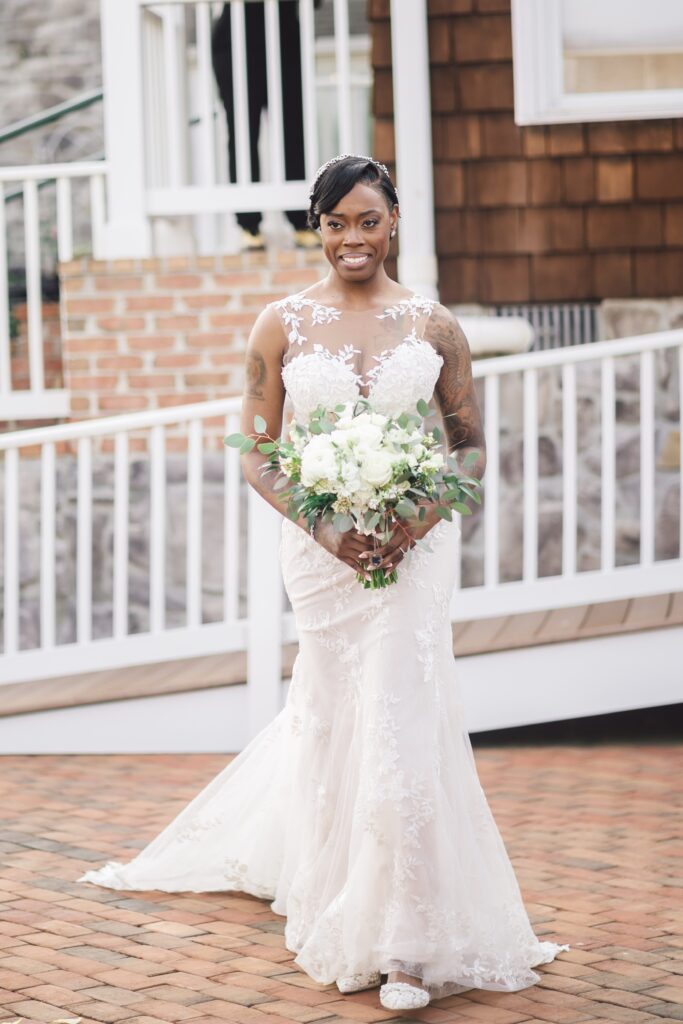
[369,0,683,304]
[60,249,328,421]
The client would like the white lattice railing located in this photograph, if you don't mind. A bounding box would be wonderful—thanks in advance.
[1,329,681,727]
[0,162,108,420]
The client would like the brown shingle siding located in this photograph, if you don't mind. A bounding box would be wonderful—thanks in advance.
[371,2,683,302]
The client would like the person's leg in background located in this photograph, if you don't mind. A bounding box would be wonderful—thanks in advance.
[211,3,267,249]
[278,0,320,248]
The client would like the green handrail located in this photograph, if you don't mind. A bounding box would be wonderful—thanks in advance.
[0,88,103,146]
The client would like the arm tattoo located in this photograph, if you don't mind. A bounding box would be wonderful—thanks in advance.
[428,305,487,484]
[245,351,266,400]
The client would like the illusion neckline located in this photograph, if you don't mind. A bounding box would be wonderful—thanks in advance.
[292,289,423,315]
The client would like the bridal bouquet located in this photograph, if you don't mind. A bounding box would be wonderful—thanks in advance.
[225,399,481,589]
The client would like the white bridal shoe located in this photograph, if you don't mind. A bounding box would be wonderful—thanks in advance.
[336,970,381,994]
[379,980,431,1010]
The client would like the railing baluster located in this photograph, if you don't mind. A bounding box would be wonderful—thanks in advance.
[333,0,353,151]
[162,7,186,190]
[0,182,10,397]
[640,349,655,566]
[186,418,203,628]
[264,0,285,183]
[483,373,499,587]
[90,173,106,260]
[224,411,240,623]
[150,423,166,633]
[3,448,19,656]
[195,1,217,250]
[56,177,73,263]
[562,362,577,575]
[113,431,129,639]
[23,179,44,393]
[299,0,319,178]
[77,436,92,644]
[680,344,683,562]
[230,0,251,184]
[601,356,616,572]
[523,368,538,581]
[40,441,56,649]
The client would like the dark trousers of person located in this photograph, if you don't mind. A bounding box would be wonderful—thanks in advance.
[211,1,308,234]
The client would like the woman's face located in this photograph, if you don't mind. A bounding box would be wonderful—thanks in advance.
[319,182,397,283]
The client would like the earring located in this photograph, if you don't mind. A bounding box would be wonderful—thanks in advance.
[390,229,396,238]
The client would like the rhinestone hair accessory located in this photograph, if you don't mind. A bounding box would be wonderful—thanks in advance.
[308,153,398,204]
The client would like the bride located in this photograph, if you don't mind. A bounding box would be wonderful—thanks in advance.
[79,154,569,1010]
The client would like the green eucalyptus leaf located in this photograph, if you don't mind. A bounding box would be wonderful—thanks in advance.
[464,449,480,467]
[435,505,452,521]
[257,441,277,454]
[333,512,354,532]
[452,501,471,515]
[416,398,430,417]
[239,437,256,454]
[253,413,267,434]
[395,498,418,519]
[224,433,246,447]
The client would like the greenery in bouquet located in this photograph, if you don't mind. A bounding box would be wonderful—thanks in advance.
[225,398,481,589]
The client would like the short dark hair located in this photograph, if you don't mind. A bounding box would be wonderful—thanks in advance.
[307,156,399,231]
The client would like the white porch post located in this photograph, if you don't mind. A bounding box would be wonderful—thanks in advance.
[389,0,438,299]
[99,0,151,257]
[246,487,284,741]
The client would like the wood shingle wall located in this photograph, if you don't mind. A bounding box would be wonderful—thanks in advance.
[369,0,683,305]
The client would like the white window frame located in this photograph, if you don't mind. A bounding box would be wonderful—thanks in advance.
[510,0,683,125]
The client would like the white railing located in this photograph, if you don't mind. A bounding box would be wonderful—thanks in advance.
[0,161,108,420]
[1,329,681,725]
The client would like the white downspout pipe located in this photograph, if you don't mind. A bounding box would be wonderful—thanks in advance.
[389,0,438,299]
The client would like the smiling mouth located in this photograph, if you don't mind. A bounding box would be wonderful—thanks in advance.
[339,254,371,265]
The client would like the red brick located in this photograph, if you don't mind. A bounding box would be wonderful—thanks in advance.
[586,206,663,250]
[479,255,530,301]
[596,158,634,202]
[154,353,203,368]
[158,393,209,408]
[529,159,563,205]
[186,332,231,349]
[592,253,633,298]
[97,356,144,370]
[636,155,683,199]
[480,113,523,157]
[208,313,257,329]
[128,374,176,389]
[562,158,594,204]
[126,295,175,312]
[184,373,230,387]
[531,253,592,301]
[98,395,148,411]
[97,316,146,332]
[466,160,527,206]
[213,273,263,289]
[155,315,201,331]
[63,337,119,353]
[128,335,176,351]
[66,298,116,315]
[155,274,203,289]
[548,125,585,156]
[93,275,144,291]
[458,64,514,110]
[452,14,512,63]
[182,294,230,309]
[68,375,119,391]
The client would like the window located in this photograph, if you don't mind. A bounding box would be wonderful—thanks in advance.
[511,0,683,125]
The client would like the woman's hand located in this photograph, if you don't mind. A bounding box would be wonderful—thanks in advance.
[314,521,377,576]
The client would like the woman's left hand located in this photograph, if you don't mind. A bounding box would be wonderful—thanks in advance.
[357,503,442,575]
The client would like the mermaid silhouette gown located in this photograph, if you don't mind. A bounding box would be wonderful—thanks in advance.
[79,291,569,998]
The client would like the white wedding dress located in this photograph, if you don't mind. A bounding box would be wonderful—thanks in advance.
[79,291,569,998]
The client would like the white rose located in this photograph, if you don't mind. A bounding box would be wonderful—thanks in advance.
[359,449,395,487]
[422,452,444,471]
[300,436,338,486]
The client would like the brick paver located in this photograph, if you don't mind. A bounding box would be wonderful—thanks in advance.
[0,744,681,1024]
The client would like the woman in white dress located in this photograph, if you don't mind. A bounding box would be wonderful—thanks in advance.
[80,154,569,1010]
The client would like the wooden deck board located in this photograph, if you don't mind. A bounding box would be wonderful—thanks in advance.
[1,594,679,719]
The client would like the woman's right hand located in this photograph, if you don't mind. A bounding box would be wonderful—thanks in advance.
[314,521,376,575]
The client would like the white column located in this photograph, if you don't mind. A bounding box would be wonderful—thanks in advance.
[389,0,437,298]
[99,0,151,257]
[246,487,283,741]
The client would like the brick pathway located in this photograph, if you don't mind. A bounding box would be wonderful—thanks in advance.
[0,744,681,1024]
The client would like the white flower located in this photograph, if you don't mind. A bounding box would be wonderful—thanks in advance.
[300,435,338,486]
[359,449,394,487]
